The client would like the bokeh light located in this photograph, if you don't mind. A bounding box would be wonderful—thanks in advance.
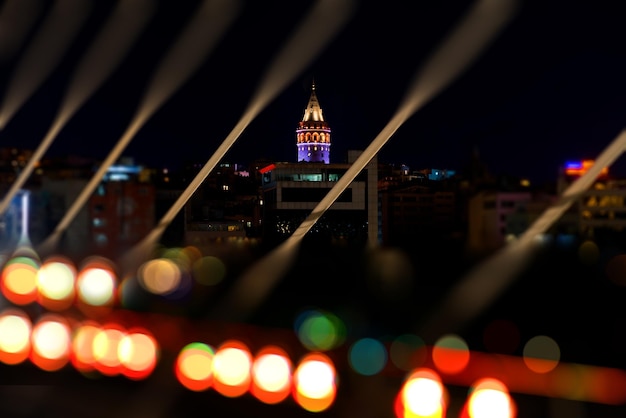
[175,342,215,392]
[432,334,470,374]
[76,258,117,307]
[1,256,39,305]
[396,368,446,418]
[118,328,159,380]
[158,248,195,300]
[92,324,125,376]
[137,258,182,295]
[70,321,101,373]
[293,352,337,412]
[192,255,227,286]
[251,345,293,404]
[466,378,516,418]
[295,309,346,351]
[523,335,560,373]
[36,257,76,311]
[0,308,32,365]
[390,333,427,371]
[30,314,72,371]
[348,337,387,376]
[212,340,253,398]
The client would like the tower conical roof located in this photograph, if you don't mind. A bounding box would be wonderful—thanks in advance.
[302,81,325,122]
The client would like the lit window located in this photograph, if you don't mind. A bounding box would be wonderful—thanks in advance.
[94,233,108,246]
[223,185,229,191]
[93,218,106,227]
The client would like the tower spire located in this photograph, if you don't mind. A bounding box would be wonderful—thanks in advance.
[296,81,331,163]
[302,80,324,122]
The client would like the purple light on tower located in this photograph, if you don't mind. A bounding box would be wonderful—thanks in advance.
[296,82,331,164]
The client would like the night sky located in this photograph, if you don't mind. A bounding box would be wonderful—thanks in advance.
[1,0,626,184]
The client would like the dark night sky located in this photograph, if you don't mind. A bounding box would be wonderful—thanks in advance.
[1,0,626,184]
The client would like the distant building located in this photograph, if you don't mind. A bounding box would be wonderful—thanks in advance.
[378,179,460,248]
[0,190,31,258]
[32,157,155,259]
[467,190,533,254]
[558,159,626,243]
[183,162,261,248]
[88,175,155,258]
[260,151,378,247]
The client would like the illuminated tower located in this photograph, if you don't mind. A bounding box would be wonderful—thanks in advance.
[297,82,331,163]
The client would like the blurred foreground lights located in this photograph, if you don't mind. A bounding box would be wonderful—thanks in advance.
[251,346,293,404]
[30,314,72,371]
[76,258,117,308]
[70,322,159,379]
[395,368,446,418]
[212,340,253,398]
[36,257,76,311]
[523,335,560,373]
[465,378,516,418]
[0,308,31,365]
[1,255,39,305]
[137,258,182,295]
[390,333,427,371]
[192,255,226,286]
[175,342,215,392]
[293,352,337,412]
[71,321,101,374]
[348,337,387,376]
[294,308,346,351]
[432,334,470,374]
[118,328,159,380]
[92,324,126,376]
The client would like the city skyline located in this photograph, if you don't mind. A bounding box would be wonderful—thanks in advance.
[0,1,625,184]
[0,2,626,416]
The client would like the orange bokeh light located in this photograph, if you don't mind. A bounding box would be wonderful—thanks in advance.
[251,345,293,404]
